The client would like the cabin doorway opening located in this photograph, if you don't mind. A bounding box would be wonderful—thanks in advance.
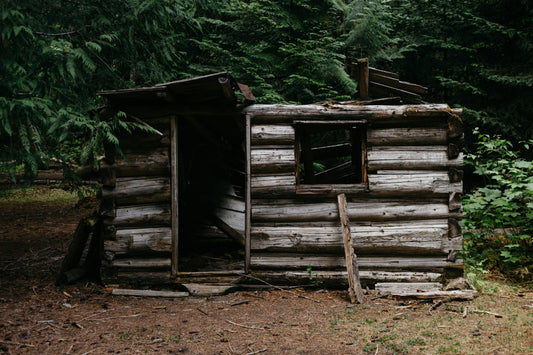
[174,116,246,274]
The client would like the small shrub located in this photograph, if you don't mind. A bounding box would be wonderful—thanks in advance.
[463,129,533,281]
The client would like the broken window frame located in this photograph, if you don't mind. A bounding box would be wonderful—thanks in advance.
[294,120,368,191]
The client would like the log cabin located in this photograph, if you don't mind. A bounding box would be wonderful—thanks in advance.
[95,71,464,289]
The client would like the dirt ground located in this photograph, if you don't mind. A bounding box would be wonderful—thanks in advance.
[1,186,532,354]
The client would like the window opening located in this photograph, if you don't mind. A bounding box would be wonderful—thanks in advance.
[296,123,366,185]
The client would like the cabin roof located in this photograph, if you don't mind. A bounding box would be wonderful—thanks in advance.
[98,72,255,112]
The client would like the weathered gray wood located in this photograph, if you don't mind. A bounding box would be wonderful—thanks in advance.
[112,289,189,297]
[251,125,295,145]
[111,257,171,269]
[170,116,179,275]
[375,282,443,293]
[251,174,296,196]
[367,128,447,146]
[217,195,246,213]
[244,104,452,123]
[212,215,245,246]
[449,192,463,212]
[102,177,171,205]
[337,194,364,303]
[369,172,462,196]
[384,289,478,299]
[214,208,245,233]
[245,113,252,273]
[106,204,171,226]
[251,219,453,254]
[367,146,463,170]
[253,270,442,284]
[182,283,236,296]
[252,201,449,222]
[251,148,295,173]
[105,150,170,178]
[249,255,464,270]
[104,227,172,255]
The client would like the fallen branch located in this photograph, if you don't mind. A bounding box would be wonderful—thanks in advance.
[469,309,503,318]
[87,313,142,321]
[0,340,35,347]
[246,349,267,355]
[226,320,265,330]
[242,274,320,303]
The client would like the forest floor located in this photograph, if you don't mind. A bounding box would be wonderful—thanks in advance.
[0,185,532,355]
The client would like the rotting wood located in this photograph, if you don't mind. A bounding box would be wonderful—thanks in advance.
[105,227,172,255]
[357,58,369,100]
[249,255,464,271]
[245,113,252,272]
[367,147,463,170]
[337,193,364,303]
[112,289,189,297]
[375,282,443,294]
[109,257,171,269]
[170,116,179,276]
[386,289,478,300]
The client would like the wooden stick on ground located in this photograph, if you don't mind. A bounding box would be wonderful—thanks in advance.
[337,193,364,304]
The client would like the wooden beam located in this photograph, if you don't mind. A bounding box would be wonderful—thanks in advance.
[337,194,364,304]
[245,114,252,273]
[170,116,179,275]
[357,59,369,100]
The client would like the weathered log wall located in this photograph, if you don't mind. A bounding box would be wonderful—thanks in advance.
[100,115,246,285]
[100,117,173,284]
[245,104,463,282]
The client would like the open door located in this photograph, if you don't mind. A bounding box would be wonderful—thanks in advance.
[170,115,246,275]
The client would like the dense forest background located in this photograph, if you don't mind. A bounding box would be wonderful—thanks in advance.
[1,0,532,279]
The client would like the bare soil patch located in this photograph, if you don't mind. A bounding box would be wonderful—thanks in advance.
[1,186,532,354]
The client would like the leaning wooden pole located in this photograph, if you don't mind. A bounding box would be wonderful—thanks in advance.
[337,193,364,304]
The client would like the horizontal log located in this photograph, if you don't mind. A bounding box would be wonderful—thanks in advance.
[369,172,462,196]
[250,255,463,271]
[102,150,170,178]
[253,184,369,198]
[244,104,452,123]
[112,289,188,297]
[251,270,442,286]
[374,282,442,293]
[251,219,454,254]
[367,146,463,170]
[105,204,171,226]
[251,148,295,173]
[251,174,296,197]
[367,128,447,146]
[109,257,171,269]
[104,227,172,255]
[252,201,449,222]
[102,177,171,205]
[251,125,295,145]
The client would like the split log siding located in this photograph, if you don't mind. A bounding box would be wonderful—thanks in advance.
[246,104,463,278]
